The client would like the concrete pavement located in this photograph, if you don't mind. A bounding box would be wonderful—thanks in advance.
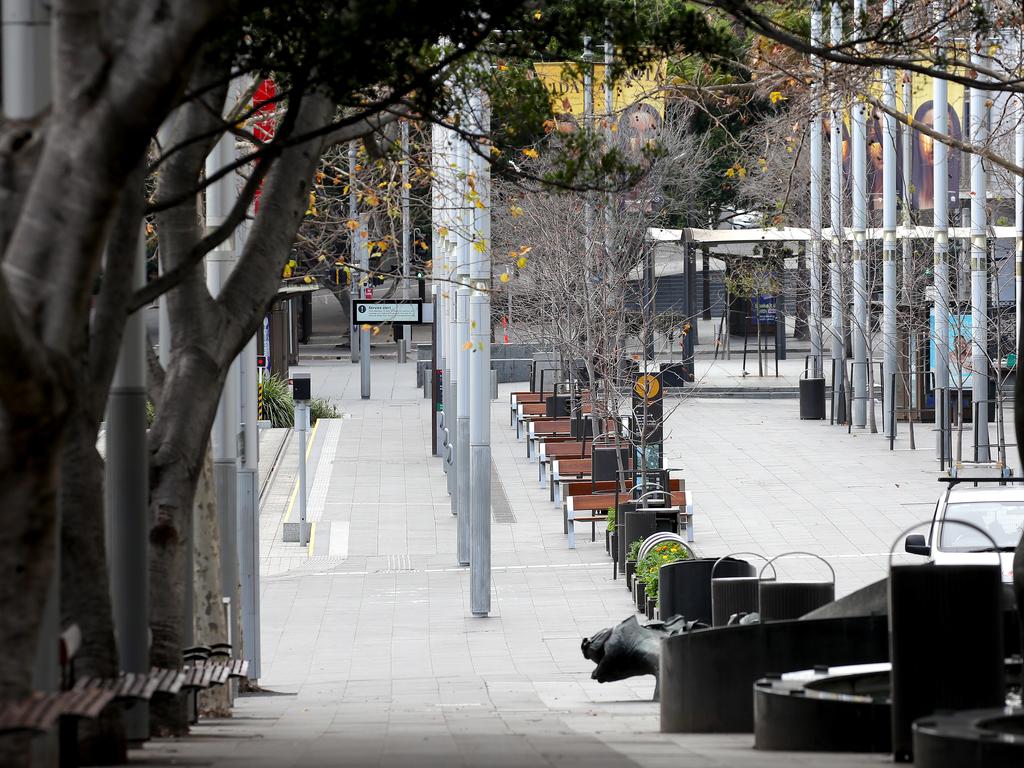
[122,354,970,767]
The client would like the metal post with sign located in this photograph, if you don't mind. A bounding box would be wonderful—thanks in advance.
[631,367,664,486]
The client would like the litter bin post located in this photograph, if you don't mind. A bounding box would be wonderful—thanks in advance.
[284,373,313,545]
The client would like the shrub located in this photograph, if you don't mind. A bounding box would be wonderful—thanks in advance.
[626,538,643,563]
[310,397,341,422]
[261,374,294,428]
[606,506,616,532]
[261,374,342,428]
[635,541,690,604]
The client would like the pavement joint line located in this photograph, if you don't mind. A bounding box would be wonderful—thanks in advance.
[282,417,321,525]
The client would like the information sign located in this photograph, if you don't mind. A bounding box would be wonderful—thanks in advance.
[352,300,424,324]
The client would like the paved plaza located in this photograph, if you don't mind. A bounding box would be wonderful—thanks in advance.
[115,351,972,767]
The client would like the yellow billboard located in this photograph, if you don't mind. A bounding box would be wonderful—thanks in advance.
[532,59,666,121]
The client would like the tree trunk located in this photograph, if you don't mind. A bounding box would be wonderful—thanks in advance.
[0,399,65,768]
[147,349,224,736]
[60,409,126,764]
[192,446,231,718]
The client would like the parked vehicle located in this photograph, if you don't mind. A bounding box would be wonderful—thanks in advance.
[904,480,1021,584]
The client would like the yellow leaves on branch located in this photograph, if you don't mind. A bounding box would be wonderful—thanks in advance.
[509,204,524,218]
[769,91,787,105]
[724,163,746,179]
[517,256,528,268]
[521,147,539,159]
[345,219,358,231]
[463,341,473,351]
[499,273,510,283]
[305,191,317,216]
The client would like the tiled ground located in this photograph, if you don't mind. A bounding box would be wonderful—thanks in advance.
[123,355,973,767]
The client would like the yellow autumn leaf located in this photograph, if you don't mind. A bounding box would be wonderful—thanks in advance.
[533,10,542,20]
[315,170,325,183]
[345,219,358,231]
[518,245,532,255]
[303,276,313,284]
[769,91,787,105]
[725,167,735,178]
[372,326,381,336]
[288,259,297,267]
[490,145,502,157]
[517,256,527,269]
[499,273,510,283]
[463,341,473,351]
[473,241,486,253]
[521,147,539,159]
[361,324,371,331]
[509,205,524,217]
[437,226,449,237]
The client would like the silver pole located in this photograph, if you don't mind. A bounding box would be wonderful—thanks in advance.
[809,1,823,377]
[882,0,898,438]
[469,90,491,616]
[456,287,471,565]
[349,141,360,363]
[455,114,471,564]
[970,33,991,460]
[850,0,867,427]
[206,130,241,648]
[400,119,411,362]
[829,2,845,414]
[583,36,594,261]
[442,126,456,493]
[1016,89,1023,368]
[236,333,260,680]
[359,211,371,398]
[296,401,309,546]
[233,121,261,680]
[106,225,150,739]
[431,122,445,455]
[604,34,614,258]
[933,5,950,461]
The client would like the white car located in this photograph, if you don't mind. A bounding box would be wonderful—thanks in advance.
[904,481,1022,584]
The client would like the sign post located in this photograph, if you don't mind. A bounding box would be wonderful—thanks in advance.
[631,367,664,485]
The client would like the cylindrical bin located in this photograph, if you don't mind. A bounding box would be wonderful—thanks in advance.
[622,507,659,574]
[545,393,569,417]
[592,445,629,482]
[570,416,595,439]
[615,502,635,574]
[890,562,1004,762]
[711,551,774,627]
[712,578,759,626]
[799,375,826,420]
[660,557,752,625]
[758,552,835,622]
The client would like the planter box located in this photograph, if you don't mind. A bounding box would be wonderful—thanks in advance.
[625,561,636,591]
[646,596,656,620]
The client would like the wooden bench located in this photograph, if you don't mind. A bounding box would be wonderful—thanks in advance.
[536,440,592,483]
[526,417,572,458]
[509,391,545,425]
[550,457,592,502]
[565,487,693,548]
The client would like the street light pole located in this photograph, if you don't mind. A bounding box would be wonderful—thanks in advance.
[469,89,492,616]
[349,141,360,364]
[206,128,242,666]
[400,119,411,363]
[809,0,823,378]
[850,0,867,429]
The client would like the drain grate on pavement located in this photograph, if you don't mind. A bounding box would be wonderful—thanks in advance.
[491,460,516,524]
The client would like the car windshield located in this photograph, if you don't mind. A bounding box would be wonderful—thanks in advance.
[939,501,1024,551]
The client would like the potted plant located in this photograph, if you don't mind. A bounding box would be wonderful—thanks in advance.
[605,506,615,555]
[635,540,691,620]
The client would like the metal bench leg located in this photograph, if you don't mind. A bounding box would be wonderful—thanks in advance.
[549,472,555,502]
[562,504,568,534]
[567,512,575,549]
[591,520,596,542]
[539,460,545,484]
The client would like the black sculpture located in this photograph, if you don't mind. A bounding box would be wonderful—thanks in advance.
[581,614,706,700]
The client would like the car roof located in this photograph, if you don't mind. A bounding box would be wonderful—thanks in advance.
[945,485,1024,503]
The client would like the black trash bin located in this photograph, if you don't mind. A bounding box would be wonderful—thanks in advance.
[799,375,826,420]
[660,557,753,625]
[592,445,629,482]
